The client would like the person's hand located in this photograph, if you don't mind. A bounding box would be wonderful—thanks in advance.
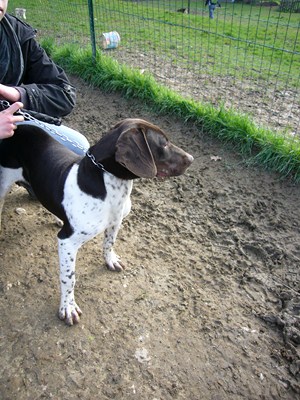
[0,84,21,103]
[0,102,24,139]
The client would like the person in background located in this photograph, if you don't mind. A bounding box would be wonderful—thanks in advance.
[205,0,221,19]
[0,0,89,153]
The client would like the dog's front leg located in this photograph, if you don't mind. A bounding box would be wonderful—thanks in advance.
[103,223,125,272]
[57,237,82,325]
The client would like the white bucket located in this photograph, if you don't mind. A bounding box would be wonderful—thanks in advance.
[15,8,26,19]
[101,31,120,50]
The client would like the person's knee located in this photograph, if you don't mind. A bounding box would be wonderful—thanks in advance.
[59,125,89,155]
[16,121,90,155]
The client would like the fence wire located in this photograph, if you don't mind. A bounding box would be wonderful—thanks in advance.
[8,0,300,136]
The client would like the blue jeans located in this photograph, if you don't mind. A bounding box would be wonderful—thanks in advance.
[16,120,90,156]
[209,5,216,19]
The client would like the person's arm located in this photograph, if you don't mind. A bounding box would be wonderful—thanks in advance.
[2,15,76,118]
[0,102,24,139]
[0,84,21,103]
[16,39,76,118]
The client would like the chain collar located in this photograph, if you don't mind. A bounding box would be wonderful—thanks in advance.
[86,151,106,171]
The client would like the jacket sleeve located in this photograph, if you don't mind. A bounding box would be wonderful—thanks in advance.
[17,39,76,118]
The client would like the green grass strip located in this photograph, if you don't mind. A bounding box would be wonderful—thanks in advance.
[47,43,300,182]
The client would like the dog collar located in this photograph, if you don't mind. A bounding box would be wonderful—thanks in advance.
[86,151,106,172]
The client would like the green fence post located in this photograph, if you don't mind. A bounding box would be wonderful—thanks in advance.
[88,0,96,61]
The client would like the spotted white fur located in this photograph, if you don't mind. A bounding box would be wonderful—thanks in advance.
[58,165,132,323]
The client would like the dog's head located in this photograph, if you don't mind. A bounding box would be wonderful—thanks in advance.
[115,119,193,178]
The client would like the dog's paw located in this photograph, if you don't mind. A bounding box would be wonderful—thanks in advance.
[105,251,125,272]
[58,302,82,326]
[54,216,63,227]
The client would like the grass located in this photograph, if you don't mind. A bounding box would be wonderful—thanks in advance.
[8,0,300,87]
[102,1,299,84]
[47,43,300,181]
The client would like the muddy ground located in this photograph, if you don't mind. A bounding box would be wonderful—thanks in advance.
[0,76,299,399]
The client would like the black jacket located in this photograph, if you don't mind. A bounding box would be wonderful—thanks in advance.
[1,14,76,118]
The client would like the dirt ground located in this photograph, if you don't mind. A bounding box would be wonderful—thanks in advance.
[0,76,299,400]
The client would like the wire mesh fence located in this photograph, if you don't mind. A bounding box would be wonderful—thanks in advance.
[8,0,300,135]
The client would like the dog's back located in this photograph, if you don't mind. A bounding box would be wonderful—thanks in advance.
[0,124,81,219]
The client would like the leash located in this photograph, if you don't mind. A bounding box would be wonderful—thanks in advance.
[0,100,107,172]
[0,99,86,153]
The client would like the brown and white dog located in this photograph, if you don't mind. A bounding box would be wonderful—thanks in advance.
[0,118,193,325]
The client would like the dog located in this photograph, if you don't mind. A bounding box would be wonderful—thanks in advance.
[0,118,193,325]
[177,8,188,14]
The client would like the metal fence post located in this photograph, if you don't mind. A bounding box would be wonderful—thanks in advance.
[88,0,96,61]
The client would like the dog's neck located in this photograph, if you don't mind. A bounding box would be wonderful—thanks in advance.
[82,129,138,180]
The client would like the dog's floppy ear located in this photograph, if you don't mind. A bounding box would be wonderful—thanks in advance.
[115,127,157,178]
